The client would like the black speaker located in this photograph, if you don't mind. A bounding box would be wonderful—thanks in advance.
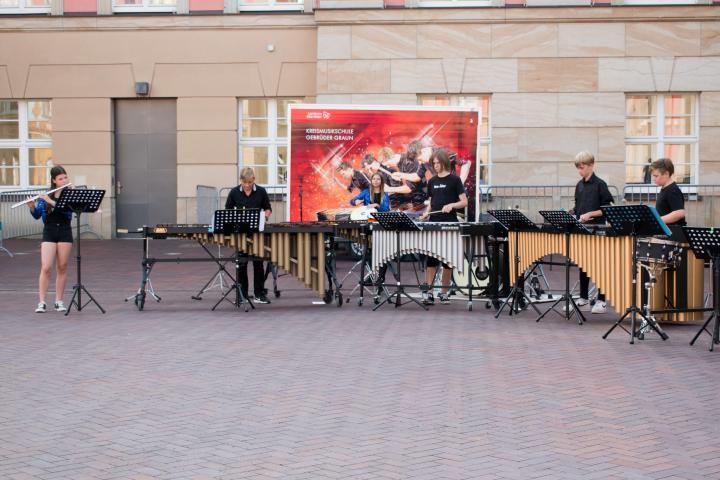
[135,82,149,96]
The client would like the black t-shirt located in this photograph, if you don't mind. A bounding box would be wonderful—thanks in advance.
[656,182,686,226]
[574,173,614,225]
[45,205,71,225]
[348,170,370,192]
[225,184,272,212]
[427,174,465,222]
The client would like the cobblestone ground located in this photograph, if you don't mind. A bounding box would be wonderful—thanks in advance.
[1,239,719,480]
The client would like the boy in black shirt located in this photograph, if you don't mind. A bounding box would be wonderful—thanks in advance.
[572,151,614,314]
[419,149,467,305]
[225,167,273,304]
[651,158,686,227]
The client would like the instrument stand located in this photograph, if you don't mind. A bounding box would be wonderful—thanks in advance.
[535,210,590,325]
[55,188,107,316]
[488,209,542,317]
[126,234,162,308]
[192,244,232,300]
[684,227,720,351]
[372,212,428,311]
[601,205,671,344]
[636,262,670,341]
[210,208,263,312]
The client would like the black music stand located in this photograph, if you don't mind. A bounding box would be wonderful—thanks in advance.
[601,205,671,344]
[371,211,427,311]
[488,209,542,317]
[55,188,106,316]
[685,227,720,351]
[535,210,591,325]
[211,208,262,312]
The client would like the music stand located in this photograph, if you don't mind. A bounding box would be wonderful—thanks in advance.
[684,227,720,351]
[211,208,262,312]
[488,209,542,317]
[55,188,106,316]
[371,211,427,311]
[535,210,591,325]
[601,204,670,344]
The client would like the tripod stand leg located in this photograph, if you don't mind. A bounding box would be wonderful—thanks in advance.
[690,313,714,346]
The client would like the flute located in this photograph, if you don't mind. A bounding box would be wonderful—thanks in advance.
[10,183,73,209]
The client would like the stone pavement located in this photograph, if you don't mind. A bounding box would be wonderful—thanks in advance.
[1,238,719,480]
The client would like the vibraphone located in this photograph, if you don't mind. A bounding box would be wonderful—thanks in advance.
[134,222,366,310]
[509,230,705,320]
[369,222,503,310]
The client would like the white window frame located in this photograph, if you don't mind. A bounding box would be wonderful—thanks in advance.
[238,98,298,188]
[621,0,702,5]
[112,0,176,13]
[0,0,50,15]
[0,100,53,191]
[238,0,303,11]
[416,0,492,7]
[625,93,699,187]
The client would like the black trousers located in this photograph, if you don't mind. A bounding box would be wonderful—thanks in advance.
[580,271,605,302]
[239,256,265,297]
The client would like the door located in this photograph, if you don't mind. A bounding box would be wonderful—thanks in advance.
[115,99,177,235]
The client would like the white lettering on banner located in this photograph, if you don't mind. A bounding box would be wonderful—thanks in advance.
[305,127,355,142]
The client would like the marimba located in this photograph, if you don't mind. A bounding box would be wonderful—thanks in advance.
[509,230,704,320]
[137,222,366,308]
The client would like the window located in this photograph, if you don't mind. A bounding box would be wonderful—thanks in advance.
[238,98,302,186]
[0,100,52,189]
[0,0,50,14]
[417,95,491,184]
[113,0,176,13]
[238,0,303,11]
[415,0,492,7]
[625,94,697,185]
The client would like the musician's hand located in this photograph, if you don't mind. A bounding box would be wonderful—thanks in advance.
[367,203,378,209]
[441,204,453,214]
[419,213,429,221]
[579,213,592,223]
[26,197,35,210]
[391,172,403,182]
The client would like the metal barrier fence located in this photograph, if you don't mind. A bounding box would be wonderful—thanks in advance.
[215,186,289,224]
[196,185,219,226]
[0,187,100,239]
[476,185,621,225]
[622,184,720,227]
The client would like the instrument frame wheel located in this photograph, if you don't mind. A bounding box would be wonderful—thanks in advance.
[135,292,146,311]
[335,291,343,307]
[357,298,363,307]
[467,302,473,312]
[274,289,281,298]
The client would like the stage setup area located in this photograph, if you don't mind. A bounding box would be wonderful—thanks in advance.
[1,238,719,480]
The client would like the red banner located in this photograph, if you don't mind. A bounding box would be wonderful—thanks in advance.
[288,106,479,222]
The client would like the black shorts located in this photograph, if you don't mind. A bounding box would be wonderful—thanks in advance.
[42,223,73,243]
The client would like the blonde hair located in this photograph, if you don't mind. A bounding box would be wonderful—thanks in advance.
[574,151,595,168]
[377,147,394,164]
[575,150,595,167]
[240,167,255,182]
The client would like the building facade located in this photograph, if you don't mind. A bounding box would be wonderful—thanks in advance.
[1,1,719,236]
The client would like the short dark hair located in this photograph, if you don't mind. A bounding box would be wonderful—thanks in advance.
[651,158,674,176]
[361,154,376,167]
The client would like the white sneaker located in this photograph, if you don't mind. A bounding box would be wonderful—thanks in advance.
[575,298,590,310]
[35,302,47,313]
[54,301,67,312]
[591,301,607,314]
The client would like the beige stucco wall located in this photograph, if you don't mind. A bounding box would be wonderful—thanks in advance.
[0,15,316,235]
[1,6,719,233]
